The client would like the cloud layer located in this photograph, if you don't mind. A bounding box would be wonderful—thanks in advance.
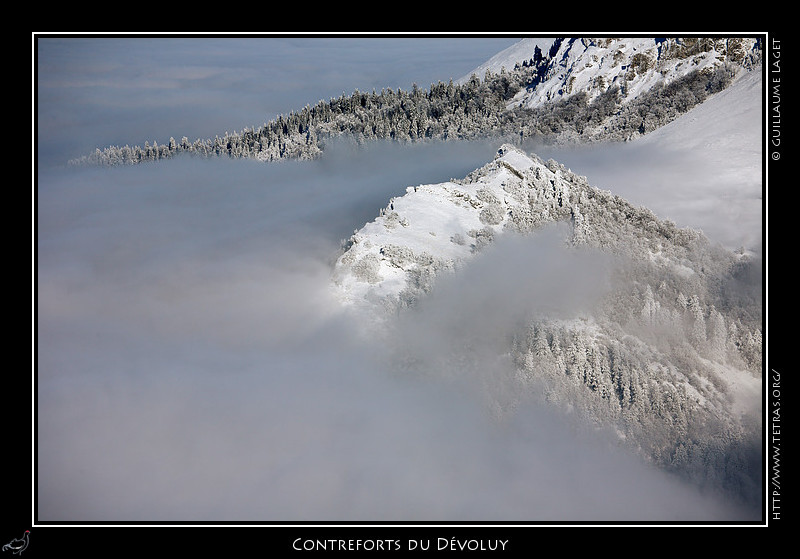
[38,143,755,522]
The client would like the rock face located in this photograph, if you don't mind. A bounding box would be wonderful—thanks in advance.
[332,144,763,510]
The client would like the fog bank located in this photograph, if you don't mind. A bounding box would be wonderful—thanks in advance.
[38,141,755,522]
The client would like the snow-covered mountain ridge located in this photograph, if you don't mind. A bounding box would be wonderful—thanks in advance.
[331,142,762,509]
[464,37,761,109]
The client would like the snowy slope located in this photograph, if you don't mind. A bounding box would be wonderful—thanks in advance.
[637,63,762,155]
[462,37,761,108]
[635,64,763,248]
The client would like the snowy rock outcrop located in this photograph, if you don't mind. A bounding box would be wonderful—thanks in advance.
[331,144,579,314]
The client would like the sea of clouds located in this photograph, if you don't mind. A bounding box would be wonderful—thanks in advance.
[35,37,761,522]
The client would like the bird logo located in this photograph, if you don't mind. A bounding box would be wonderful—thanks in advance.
[2,531,29,555]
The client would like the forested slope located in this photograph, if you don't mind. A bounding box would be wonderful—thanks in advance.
[69,37,763,167]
